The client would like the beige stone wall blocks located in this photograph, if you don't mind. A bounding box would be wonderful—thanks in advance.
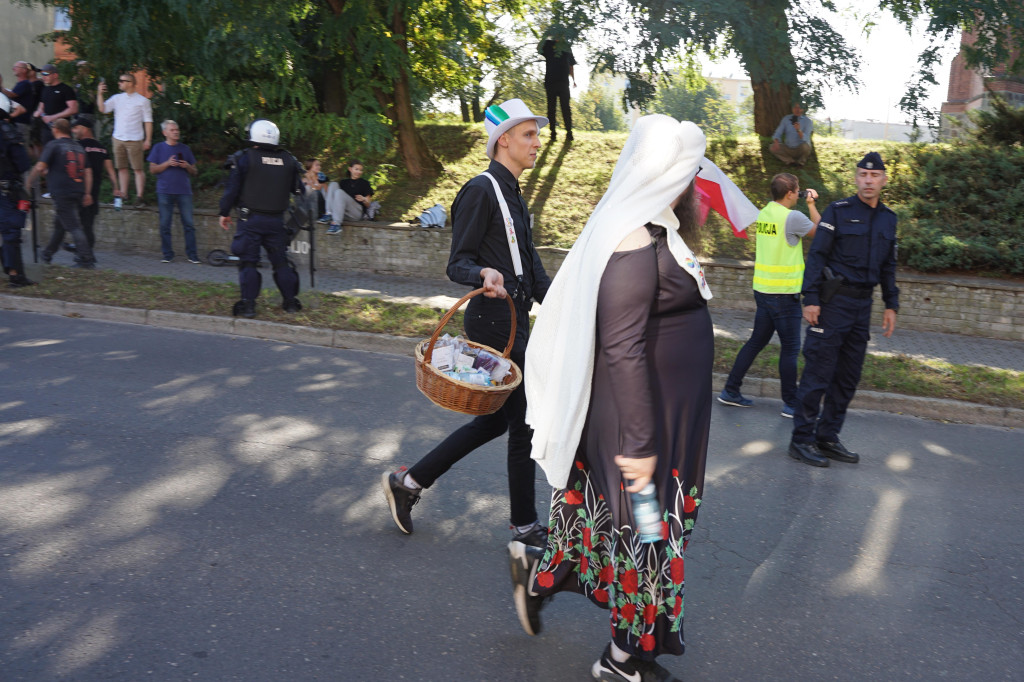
[32,201,1024,341]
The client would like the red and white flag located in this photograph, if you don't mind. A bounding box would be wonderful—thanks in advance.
[695,158,759,239]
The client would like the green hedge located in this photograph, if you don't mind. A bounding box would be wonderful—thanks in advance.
[893,144,1024,275]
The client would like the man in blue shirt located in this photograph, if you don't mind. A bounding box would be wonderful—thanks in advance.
[770,102,813,166]
[788,152,899,468]
[147,120,198,263]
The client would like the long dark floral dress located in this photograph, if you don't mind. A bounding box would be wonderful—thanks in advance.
[531,224,713,660]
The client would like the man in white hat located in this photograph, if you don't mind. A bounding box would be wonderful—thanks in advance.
[382,99,554,552]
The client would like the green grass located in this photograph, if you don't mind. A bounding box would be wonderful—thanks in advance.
[10,267,1022,410]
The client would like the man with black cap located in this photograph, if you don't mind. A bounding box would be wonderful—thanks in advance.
[33,64,78,148]
[68,113,120,255]
[788,151,899,467]
[381,98,553,556]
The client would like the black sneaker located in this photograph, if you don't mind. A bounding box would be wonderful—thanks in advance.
[40,252,52,264]
[381,467,420,534]
[8,277,37,288]
[511,522,549,549]
[282,298,303,313]
[508,540,546,636]
[592,643,641,682]
[72,261,95,270]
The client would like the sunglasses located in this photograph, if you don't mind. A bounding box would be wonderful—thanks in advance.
[39,71,52,76]
[118,78,131,82]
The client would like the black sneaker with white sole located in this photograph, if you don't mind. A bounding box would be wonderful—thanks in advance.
[592,643,642,682]
[381,466,420,534]
[511,522,549,549]
[508,539,547,635]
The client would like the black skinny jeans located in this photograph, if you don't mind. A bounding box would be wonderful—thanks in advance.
[409,297,538,527]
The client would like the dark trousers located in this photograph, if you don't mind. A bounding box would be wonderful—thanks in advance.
[79,201,98,250]
[409,298,538,527]
[44,195,95,263]
[230,212,297,301]
[545,79,572,135]
[725,291,803,406]
[1,195,27,275]
[792,294,872,443]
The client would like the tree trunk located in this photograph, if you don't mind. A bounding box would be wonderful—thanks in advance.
[322,69,346,117]
[471,94,483,122]
[751,80,794,138]
[459,95,470,122]
[388,5,441,178]
[729,0,800,138]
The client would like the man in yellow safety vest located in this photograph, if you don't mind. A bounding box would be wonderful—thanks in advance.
[718,172,819,417]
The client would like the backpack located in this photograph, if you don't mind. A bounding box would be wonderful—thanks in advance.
[411,203,447,228]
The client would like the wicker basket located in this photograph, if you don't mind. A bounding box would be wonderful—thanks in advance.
[415,288,522,415]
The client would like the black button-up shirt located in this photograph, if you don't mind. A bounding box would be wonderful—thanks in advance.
[802,194,900,311]
[447,160,551,306]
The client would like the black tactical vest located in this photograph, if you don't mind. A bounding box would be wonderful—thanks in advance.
[238,148,293,214]
[0,120,21,185]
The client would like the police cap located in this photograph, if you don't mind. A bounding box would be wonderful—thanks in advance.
[857,151,886,171]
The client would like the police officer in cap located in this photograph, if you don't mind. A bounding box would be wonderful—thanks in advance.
[788,151,899,467]
[0,93,34,287]
[219,119,304,318]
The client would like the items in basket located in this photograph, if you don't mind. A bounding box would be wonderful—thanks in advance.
[430,334,512,383]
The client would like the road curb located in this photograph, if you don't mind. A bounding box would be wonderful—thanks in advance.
[3,293,1020,429]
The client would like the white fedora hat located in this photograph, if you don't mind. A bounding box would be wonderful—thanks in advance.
[484,99,548,159]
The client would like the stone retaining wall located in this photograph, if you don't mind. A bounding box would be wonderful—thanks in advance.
[34,202,1023,341]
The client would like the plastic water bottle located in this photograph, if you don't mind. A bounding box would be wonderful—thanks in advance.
[631,482,662,543]
[113,196,123,211]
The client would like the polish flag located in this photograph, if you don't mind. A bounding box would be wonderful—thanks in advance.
[695,158,759,239]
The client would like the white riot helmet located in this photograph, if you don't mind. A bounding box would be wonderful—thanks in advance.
[0,92,11,116]
[249,119,280,146]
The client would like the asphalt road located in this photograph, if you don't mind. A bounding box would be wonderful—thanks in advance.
[1,311,1021,681]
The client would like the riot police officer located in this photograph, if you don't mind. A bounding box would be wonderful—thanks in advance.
[218,119,304,318]
[788,151,899,468]
[0,93,34,287]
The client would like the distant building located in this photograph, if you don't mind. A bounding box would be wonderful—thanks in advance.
[706,76,753,108]
[837,119,936,143]
[0,1,59,75]
[940,29,1024,139]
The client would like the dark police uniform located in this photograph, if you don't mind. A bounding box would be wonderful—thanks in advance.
[407,159,552,527]
[791,152,899,462]
[219,145,304,313]
[0,115,33,285]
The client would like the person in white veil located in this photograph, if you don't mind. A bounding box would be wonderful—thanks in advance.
[507,115,714,681]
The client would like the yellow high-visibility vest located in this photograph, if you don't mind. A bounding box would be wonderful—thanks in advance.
[752,201,804,294]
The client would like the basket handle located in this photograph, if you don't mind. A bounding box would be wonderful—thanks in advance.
[422,288,517,363]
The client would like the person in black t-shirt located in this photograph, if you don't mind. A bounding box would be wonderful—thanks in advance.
[322,159,379,234]
[539,32,576,142]
[33,64,78,147]
[25,118,95,268]
[66,114,119,253]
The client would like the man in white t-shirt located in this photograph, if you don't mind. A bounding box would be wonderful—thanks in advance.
[97,73,152,208]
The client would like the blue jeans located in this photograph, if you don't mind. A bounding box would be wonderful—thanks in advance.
[158,193,197,260]
[724,291,803,406]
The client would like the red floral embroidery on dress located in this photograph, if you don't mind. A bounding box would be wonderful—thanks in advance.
[534,459,703,657]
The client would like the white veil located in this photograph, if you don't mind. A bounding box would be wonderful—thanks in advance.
[525,115,710,489]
